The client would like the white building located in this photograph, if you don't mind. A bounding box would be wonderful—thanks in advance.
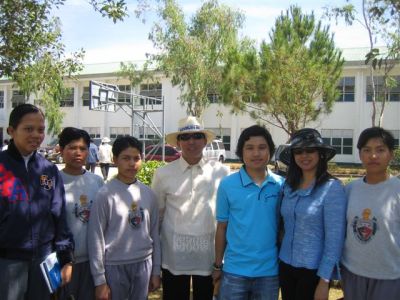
[0,47,399,164]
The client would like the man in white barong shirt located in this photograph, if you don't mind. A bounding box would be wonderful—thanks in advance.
[151,116,229,300]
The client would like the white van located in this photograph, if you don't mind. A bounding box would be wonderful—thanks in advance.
[203,139,226,162]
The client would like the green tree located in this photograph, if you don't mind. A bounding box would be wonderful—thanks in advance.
[0,0,84,135]
[222,6,344,136]
[149,0,244,118]
[0,0,150,135]
[324,0,400,127]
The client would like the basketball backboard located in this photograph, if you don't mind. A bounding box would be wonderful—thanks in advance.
[89,80,118,112]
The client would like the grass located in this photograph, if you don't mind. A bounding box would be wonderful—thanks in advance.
[148,286,344,299]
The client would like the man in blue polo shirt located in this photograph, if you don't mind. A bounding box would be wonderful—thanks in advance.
[213,125,284,300]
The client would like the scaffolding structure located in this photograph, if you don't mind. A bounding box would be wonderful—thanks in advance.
[89,80,166,160]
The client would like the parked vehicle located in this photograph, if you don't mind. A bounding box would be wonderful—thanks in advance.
[203,139,226,162]
[46,144,63,164]
[145,144,181,162]
[38,139,64,163]
[271,144,289,176]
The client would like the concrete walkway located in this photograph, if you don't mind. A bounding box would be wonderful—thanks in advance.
[56,164,118,181]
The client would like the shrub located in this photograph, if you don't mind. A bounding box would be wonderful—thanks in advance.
[137,160,166,186]
[393,148,400,166]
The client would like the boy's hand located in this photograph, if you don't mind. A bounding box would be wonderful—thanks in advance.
[60,263,73,286]
[148,275,161,292]
[95,283,111,300]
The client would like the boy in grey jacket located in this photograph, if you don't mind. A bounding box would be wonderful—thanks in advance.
[58,127,104,300]
[88,136,161,300]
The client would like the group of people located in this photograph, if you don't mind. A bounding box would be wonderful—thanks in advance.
[84,136,114,181]
[0,103,399,300]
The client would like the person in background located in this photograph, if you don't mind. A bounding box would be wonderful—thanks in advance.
[58,127,104,300]
[213,125,284,300]
[278,128,347,300]
[341,127,400,300]
[88,136,161,300]
[152,116,229,300]
[2,139,9,151]
[0,104,74,300]
[98,137,113,181]
[86,139,99,173]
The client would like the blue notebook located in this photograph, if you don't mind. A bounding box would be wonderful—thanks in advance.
[40,252,62,293]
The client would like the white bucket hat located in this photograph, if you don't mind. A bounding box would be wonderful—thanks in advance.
[165,116,215,147]
[101,137,111,143]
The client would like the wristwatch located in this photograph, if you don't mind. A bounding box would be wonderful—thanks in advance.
[213,263,223,271]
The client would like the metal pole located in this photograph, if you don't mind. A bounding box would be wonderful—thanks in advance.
[162,95,165,161]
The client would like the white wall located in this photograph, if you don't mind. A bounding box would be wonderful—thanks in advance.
[1,63,399,163]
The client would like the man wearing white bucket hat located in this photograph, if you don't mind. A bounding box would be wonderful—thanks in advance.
[152,116,230,300]
[98,137,113,181]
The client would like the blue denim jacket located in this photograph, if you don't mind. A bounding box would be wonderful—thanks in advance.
[279,178,347,280]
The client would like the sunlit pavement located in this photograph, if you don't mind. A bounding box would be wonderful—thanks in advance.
[56,164,118,182]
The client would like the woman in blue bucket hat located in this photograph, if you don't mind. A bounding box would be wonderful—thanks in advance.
[278,128,347,300]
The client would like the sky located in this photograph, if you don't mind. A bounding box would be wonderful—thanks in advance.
[56,0,371,64]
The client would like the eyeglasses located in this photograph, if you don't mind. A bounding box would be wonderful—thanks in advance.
[292,148,318,155]
[178,132,206,141]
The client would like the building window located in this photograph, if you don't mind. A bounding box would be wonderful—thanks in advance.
[82,86,90,106]
[118,85,132,103]
[11,90,26,108]
[0,91,4,108]
[366,76,400,102]
[82,127,100,138]
[140,83,162,105]
[390,130,400,148]
[321,129,353,155]
[61,88,74,107]
[206,127,231,151]
[110,127,130,138]
[337,77,355,102]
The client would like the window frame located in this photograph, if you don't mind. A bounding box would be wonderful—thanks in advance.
[60,87,74,107]
[0,90,4,108]
[336,76,355,102]
[321,129,353,155]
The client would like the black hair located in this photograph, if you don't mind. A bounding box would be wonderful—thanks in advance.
[58,127,90,148]
[285,149,334,190]
[112,136,143,157]
[8,103,45,128]
[235,125,275,162]
[357,127,395,151]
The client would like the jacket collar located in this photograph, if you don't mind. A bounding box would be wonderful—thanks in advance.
[6,140,37,164]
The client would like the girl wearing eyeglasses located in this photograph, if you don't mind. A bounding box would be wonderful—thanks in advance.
[278,128,347,300]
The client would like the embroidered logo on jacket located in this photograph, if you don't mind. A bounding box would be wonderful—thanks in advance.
[128,202,144,228]
[0,163,28,202]
[352,208,378,243]
[74,194,92,223]
[40,175,54,190]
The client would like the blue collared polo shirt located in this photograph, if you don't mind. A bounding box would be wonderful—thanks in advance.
[216,166,284,277]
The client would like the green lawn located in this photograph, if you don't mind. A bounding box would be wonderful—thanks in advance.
[149,286,344,299]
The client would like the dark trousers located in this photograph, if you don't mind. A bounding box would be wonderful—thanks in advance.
[0,257,51,300]
[162,268,213,300]
[279,261,320,300]
[85,162,96,173]
[99,163,110,180]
